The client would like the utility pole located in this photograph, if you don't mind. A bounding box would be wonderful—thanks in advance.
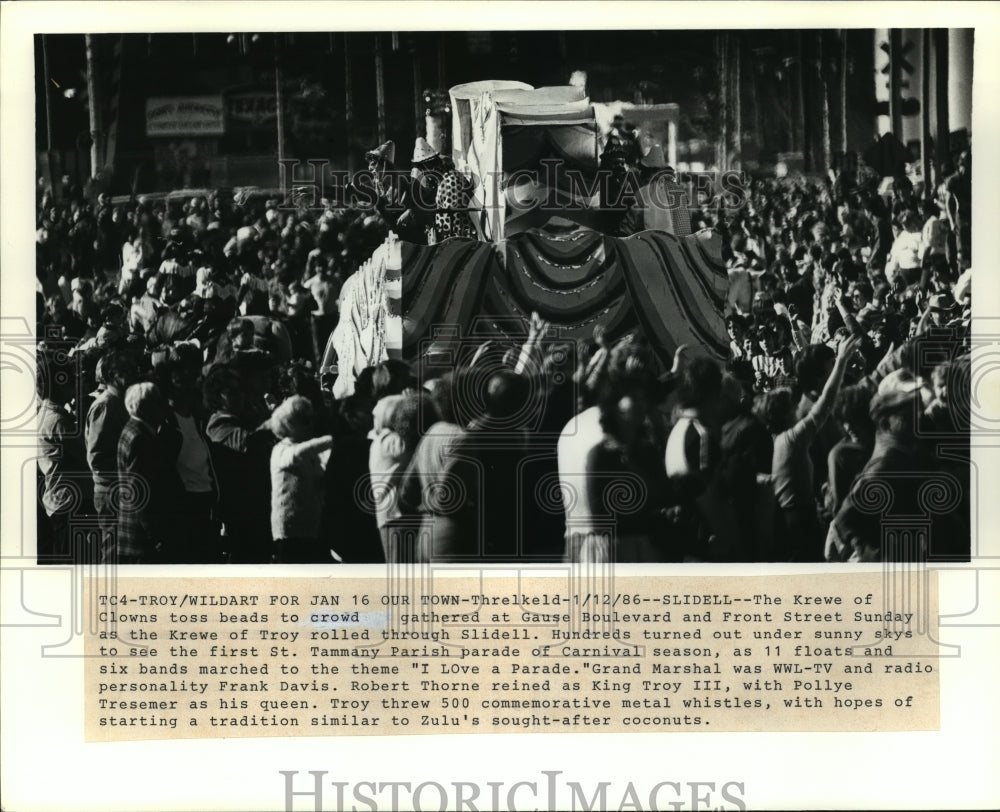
[797,31,810,172]
[85,34,102,181]
[749,48,765,159]
[921,28,932,199]
[717,33,729,172]
[819,31,831,173]
[344,34,355,173]
[731,35,741,170]
[274,34,286,165]
[933,29,950,183]
[785,41,797,152]
[375,33,387,145]
[839,30,848,156]
[42,35,54,152]
[888,28,904,137]
[412,36,423,137]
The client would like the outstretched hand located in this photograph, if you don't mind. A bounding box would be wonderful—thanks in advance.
[836,333,863,362]
[469,339,498,369]
[528,311,548,339]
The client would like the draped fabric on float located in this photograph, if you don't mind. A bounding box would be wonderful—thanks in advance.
[402,223,729,367]
[450,81,601,243]
[328,236,403,398]
[450,80,534,170]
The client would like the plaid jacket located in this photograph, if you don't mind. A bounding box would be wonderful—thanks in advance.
[85,387,128,502]
[114,417,184,562]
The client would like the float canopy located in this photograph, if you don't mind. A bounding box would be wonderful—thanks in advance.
[449,80,600,241]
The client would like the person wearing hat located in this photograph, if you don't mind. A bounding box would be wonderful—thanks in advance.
[640,145,689,221]
[396,137,444,243]
[398,137,474,244]
[618,144,692,238]
[433,161,475,243]
[599,116,641,231]
[599,115,642,220]
[410,136,440,170]
[602,114,641,174]
[365,141,400,206]
[365,140,395,182]
[927,291,960,328]
[365,139,396,171]
[351,140,406,232]
[825,384,926,562]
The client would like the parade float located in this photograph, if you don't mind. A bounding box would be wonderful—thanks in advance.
[325,81,726,394]
[327,232,404,398]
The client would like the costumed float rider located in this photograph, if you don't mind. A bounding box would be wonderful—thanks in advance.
[600,114,642,235]
[398,138,475,245]
[619,144,693,238]
[357,140,410,234]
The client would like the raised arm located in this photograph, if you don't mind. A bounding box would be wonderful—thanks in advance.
[914,302,933,336]
[288,435,334,461]
[810,334,863,422]
[514,311,548,376]
[788,316,809,351]
[833,294,863,339]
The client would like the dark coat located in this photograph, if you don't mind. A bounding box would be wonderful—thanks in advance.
[114,417,184,562]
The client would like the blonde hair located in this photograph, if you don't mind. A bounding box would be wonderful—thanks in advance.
[124,382,161,420]
[270,395,314,440]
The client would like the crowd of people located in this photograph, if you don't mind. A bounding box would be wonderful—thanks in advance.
[35,146,973,565]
